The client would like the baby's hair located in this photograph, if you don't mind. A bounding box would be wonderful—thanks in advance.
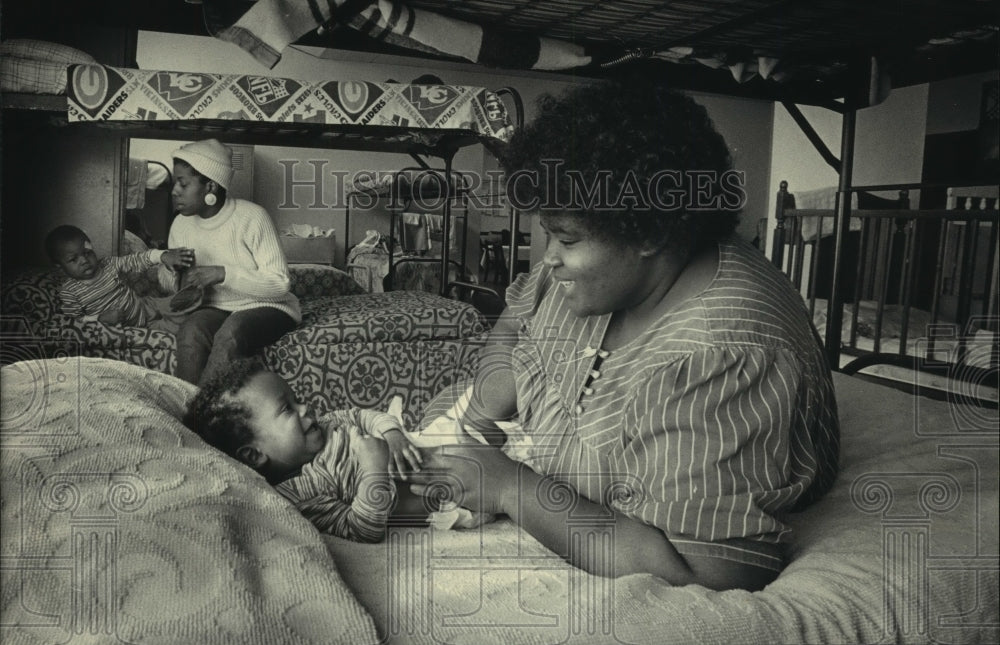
[184,357,268,464]
[44,225,90,263]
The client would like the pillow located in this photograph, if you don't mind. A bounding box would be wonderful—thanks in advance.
[0,39,96,94]
[0,39,97,65]
[0,357,380,644]
[288,263,366,299]
[120,229,149,255]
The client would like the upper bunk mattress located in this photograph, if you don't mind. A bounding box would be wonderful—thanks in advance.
[64,64,515,147]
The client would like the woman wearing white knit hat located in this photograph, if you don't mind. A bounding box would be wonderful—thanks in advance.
[158,138,300,385]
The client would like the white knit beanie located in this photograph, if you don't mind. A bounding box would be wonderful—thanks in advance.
[172,139,234,190]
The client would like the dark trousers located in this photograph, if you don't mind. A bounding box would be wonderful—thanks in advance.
[175,306,297,385]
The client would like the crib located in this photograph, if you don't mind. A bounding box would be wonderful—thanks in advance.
[770,180,999,401]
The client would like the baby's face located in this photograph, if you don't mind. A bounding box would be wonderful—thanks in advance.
[234,371,325,475]
[54,237,99,280]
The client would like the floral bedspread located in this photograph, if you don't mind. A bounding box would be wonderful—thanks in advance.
[1,264,487,425]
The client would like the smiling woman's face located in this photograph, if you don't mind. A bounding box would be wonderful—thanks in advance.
[539,213,654,317]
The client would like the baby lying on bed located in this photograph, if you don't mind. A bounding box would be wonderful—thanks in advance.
[46,224,194,331]
[184,358,490,542]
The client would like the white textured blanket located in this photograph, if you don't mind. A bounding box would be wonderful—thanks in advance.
[2,358,997,644]
[328,372,999,644]
[1,358,378,644]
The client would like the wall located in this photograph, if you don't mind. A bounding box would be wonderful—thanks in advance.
[1,125,127,270]
[922,70,999,188]
[854,84,928,188]
[1,26,132,270]
[694,94,774,244]
[765,83,930,260]
[926,70,998,135]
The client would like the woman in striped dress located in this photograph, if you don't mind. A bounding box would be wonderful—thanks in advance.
[410,78,840,591]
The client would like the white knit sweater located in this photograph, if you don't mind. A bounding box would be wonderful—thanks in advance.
[159,198,301,322]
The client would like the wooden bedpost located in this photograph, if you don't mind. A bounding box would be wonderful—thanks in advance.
[825,106,858,370]
[772,180,791,269]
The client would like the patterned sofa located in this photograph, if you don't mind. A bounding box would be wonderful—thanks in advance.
[1,264,486,426]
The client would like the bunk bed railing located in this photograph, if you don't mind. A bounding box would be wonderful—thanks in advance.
[343,165,473,292]
[770,181,999,399]
[492,87,526,287]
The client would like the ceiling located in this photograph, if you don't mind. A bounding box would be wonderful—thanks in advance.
[3,0,998,107]
[401,0,996,56]
[324,0,999,106]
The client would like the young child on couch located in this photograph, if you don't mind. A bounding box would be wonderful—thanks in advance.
[184,358,491,543]
[45,224,194,330]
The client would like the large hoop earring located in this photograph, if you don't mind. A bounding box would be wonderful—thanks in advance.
[204,193,217,206]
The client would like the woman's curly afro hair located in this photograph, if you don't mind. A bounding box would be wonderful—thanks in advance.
[500,75,740,250]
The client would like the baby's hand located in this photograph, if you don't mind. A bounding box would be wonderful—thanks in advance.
[97,309,125,325]
[383,428,422,480]
[352,428,391,476]
[161,247,195,271]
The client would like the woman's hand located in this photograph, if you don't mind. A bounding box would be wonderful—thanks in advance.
[160,247,195,271]
[181,265,225,289]
[408,442,517,516]
[382,428,423,480]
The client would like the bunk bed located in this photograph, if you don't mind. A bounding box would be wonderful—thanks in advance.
[62,63,513,293]
[1,60,521,428]
[2,2,998,644]
[344,166,473,292]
